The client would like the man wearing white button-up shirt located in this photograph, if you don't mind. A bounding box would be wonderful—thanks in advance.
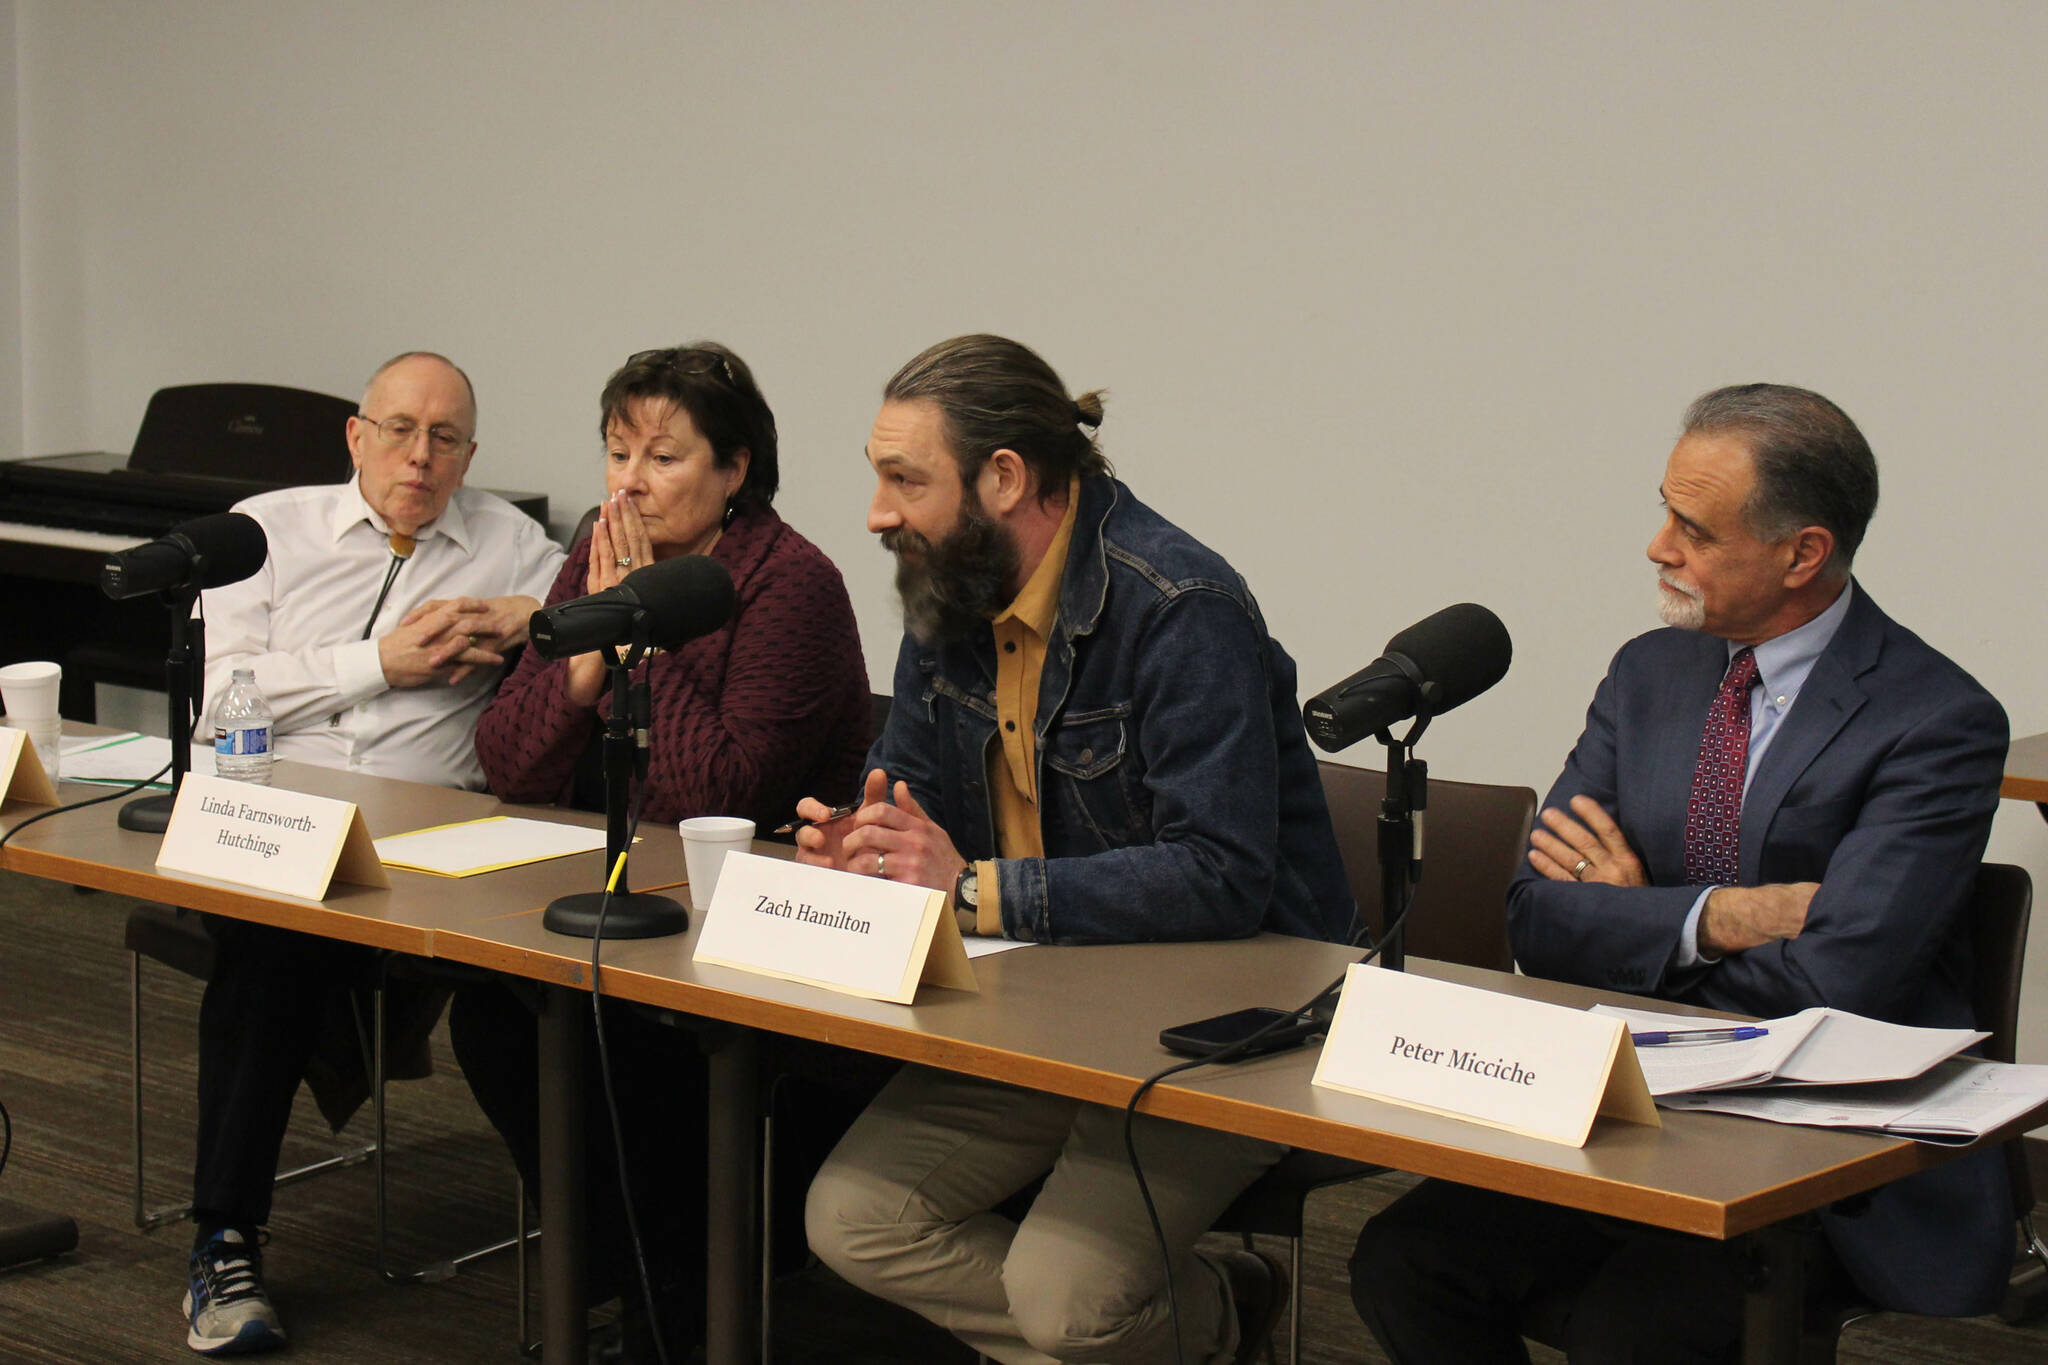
[179,352,563,1357]
[201,352,563,788]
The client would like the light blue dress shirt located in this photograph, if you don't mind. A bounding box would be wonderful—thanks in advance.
[1674,581,1856,966]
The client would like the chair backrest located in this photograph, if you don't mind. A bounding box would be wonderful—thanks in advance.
[870,691,893,741]
[571,504,601,551]
[1967,863,2031,1065]
[1318,760,1537,972]
[1963,862,2035,1223]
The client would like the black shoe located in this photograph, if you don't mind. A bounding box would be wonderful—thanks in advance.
[1217,1247,1289,1365]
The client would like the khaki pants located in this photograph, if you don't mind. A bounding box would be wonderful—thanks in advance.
[804,1064,1284,1365]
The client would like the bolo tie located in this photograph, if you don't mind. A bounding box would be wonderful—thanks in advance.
[330,531,416,726]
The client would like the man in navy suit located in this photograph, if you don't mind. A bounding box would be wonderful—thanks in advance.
[1349,384,2011,1364]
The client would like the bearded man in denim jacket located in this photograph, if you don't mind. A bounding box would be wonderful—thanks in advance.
[796,334,1353,1365]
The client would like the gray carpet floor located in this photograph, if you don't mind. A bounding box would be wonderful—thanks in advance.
[0,868,2043,1363]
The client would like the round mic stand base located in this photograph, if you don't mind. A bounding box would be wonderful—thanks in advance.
[117,792,177,834]
[542,890,688,940]
[0,1199,79,1271]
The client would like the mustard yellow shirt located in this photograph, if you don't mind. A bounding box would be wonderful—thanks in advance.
[972,480,1080,935]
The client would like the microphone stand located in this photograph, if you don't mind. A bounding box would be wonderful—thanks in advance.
[543,625,688,939]
[116,570,206,834]
[1371,684,1440,972]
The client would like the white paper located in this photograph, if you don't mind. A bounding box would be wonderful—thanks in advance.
[1592,1005,1823,1096]
[62,734,216,786]
[374,815,608,876]
[962,937,1034,959]
[1662,1058,2048,1144]
[1772,1011,1985,1086]
[1589,1004,1983,1095]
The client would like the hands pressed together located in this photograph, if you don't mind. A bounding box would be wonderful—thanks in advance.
[564,492,657,707]
[1530,794,1815,956]
[793,768,966,895]
[379,594,540,688]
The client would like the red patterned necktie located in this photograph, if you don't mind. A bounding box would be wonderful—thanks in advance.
[1684,647,1760,886]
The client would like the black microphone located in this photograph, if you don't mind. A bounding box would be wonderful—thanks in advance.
[100,512,269,600]
[528,555,736,659]
[1304,603,1512,752]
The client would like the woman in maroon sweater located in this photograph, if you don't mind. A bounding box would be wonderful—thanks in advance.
[458,344,869,1358]
[474,343,869,824]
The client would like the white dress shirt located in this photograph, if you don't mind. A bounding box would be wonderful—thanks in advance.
[200,477,565,789]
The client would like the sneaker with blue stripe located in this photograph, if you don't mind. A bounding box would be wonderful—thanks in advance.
[184,1227,285,1356]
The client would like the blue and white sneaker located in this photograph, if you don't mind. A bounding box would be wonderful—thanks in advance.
[184,1227,286,1355]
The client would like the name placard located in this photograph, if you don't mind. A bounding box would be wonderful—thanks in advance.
[1312,963,1658,1147]
[156,773,390,901]
[692,851,976,1004]
[0,728,58,808]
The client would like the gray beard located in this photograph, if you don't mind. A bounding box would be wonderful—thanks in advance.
[884,503,1020,645]
[1657,572,1706,630]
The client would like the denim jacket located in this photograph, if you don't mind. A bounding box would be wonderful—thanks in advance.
[868,476,1355,945]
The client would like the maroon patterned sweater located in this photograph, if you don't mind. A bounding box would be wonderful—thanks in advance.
[474,507,871,827]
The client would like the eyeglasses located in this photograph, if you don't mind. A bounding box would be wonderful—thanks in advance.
[626,347,739,388]
[356,413,473,459]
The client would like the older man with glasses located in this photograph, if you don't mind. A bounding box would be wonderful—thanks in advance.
[179,351,563,1355]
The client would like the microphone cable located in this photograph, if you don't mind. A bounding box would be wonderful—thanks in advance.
[585,771,675,1365]
[0,759,175,852]
[1119,881,1419,1365]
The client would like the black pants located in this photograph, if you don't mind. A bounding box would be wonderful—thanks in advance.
[1349,1179,1851,1365]
[449,980,710,1335]
[192,918,376,1229]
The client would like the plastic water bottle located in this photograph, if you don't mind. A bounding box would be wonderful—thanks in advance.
[213,668,276,785]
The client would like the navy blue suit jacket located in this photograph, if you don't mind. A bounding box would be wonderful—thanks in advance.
[1508,584,2011,1316]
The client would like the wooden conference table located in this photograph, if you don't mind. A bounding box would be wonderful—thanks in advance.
[4,760,2041,1365]
[2002,730,2048,809]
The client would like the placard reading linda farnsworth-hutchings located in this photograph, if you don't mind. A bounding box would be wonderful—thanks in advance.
[156,773,388,901]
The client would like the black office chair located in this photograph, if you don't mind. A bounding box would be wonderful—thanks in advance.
[1516,863,2039,1362]
[1212,760,1537,1365]
[1801,863,2043,1355]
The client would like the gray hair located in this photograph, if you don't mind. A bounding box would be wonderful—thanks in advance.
[1682,383,1877,577]
[884,334,1111,493]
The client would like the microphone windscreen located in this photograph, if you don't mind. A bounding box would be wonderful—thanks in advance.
[1383,602,1512,713]
[619,555,737,649]
[176,512,270,589]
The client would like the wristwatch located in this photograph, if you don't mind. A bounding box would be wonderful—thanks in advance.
[953,864,979,934]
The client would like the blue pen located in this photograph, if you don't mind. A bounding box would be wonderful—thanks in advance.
[1631,1026,1769,1046]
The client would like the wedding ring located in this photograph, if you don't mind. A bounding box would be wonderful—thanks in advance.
[1572,857,1590,880]
[615,556,632,569]
[877,852,888,879]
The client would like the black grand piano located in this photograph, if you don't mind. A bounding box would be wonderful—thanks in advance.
[0,383,547,718]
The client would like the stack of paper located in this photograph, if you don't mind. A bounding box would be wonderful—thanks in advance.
[1662,1058,2048,1145]
[1593,1005,1986,1097]
[373,816,609,877]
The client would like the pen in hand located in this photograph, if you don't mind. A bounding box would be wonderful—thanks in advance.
[773,801,859,836]
[1630,1026,1769,1046]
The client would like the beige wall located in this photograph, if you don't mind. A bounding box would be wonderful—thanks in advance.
[0,0,17,463]
[9,2,2047,1056]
